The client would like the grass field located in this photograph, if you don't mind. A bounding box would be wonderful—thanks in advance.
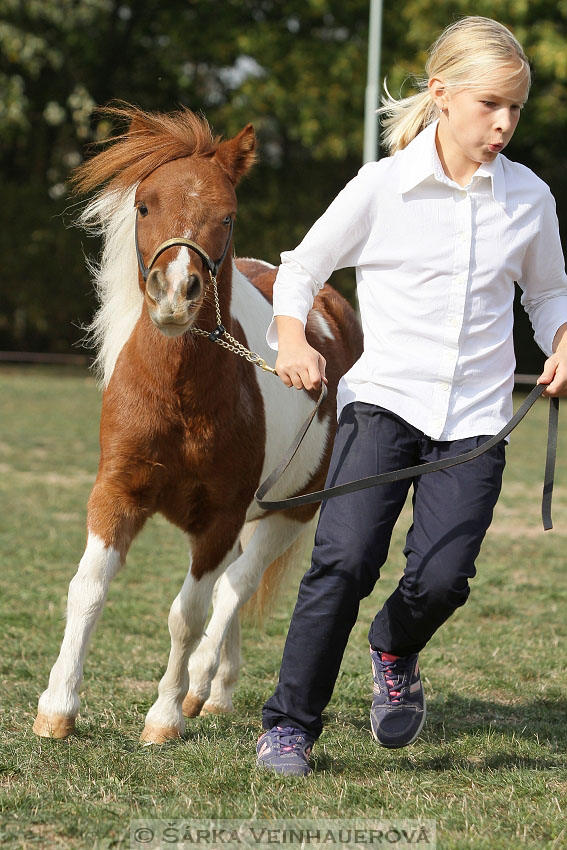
[0,364,566,850]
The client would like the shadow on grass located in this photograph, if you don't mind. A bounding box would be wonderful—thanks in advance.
[167,693,567,778]
[329,694,567,743]
[310,693,567,775]
[32,694,564,779]
[310,748,566,776]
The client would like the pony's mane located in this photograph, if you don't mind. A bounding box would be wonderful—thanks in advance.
[73,104,222,196]
[75,105,223,388]
[79,187,142,388]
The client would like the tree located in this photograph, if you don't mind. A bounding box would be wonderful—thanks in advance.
[1,0,564,367]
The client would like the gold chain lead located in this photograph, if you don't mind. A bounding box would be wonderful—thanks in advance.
[190,273,278,375]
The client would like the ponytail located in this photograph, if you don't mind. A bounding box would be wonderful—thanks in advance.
[379,86,438,156]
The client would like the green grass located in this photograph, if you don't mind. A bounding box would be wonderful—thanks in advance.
[0,365,566,849]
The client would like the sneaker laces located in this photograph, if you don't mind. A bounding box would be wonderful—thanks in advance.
[273,726,312,755]
[377,653,409,705]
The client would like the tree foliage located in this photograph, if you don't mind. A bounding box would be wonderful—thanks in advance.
[1,0,565,367]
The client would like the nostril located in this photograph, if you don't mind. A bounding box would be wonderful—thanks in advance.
[146,269,166,304]
[186,274,202,302]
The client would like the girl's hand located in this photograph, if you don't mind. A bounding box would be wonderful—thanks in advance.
[276,342,327,391]
[274,315,327,391]
[538,353,567,397]
[538,323,567,397]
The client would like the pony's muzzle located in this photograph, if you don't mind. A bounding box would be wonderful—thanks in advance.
[146,267,202,307]
[145,268,203,334]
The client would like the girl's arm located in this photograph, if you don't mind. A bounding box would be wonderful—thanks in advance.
[267,163,380,390]
[518,187,567,393]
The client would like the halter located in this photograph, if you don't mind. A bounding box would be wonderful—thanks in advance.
[133,209,276,374]
[135,209,234,282]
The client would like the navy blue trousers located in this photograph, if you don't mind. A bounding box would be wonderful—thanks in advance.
[262,402,506,738]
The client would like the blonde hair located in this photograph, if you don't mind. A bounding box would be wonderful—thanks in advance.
[379,16,531,155]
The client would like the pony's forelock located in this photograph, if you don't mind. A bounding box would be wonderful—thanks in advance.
[73,104,222,197]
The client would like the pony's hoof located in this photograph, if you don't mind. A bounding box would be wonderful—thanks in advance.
[140,724,181,744]
[200,702,232,716]
[33,712,76,739]
[182,692,206,717]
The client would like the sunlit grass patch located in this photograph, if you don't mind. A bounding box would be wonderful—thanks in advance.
[1,367,566,849]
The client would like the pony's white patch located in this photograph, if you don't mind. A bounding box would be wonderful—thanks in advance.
[203,609,240,712]
[310,312,334,341]
[143,540,240,734]
[188,512,305,704]
[240,257,276,269]
[78,188,143,387]
[229,262,331,521]
[166,239,192,296]
[36,532,122,718]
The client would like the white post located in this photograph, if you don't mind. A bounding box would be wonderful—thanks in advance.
[363,0,383,164]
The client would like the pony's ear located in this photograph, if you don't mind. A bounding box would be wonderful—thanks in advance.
[214,124,256,185]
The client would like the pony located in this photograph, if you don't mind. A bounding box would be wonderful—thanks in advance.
[33,105,363,743]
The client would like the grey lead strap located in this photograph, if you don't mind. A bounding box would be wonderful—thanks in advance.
[542,396,560,530]
[255,383,559,531]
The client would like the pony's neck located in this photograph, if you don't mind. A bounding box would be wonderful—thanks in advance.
[129,264,237,404]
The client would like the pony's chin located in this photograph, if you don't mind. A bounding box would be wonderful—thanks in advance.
[150,314,194,338]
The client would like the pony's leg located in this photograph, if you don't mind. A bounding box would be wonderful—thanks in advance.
[33,502,144,739]
[196,521,258,714]
[199,611,241,716]
[140,537,241,744]
[182,513,305,718]
[197,521,256,714]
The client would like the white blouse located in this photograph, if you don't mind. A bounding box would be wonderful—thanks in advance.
[267,120,567,440]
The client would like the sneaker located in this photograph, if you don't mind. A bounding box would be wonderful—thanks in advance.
[369,647,426,748]
[256,725,314,776]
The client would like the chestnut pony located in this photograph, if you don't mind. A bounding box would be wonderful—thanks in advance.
[33,106,362,744]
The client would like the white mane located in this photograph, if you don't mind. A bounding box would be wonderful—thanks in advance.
[78,188,143,388]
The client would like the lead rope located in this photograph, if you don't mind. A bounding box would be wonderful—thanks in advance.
[191,271,277,374]
[254,381,560,532]
[188,269,559,529]
[543,396,560,529]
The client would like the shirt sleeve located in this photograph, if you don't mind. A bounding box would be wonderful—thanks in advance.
[517,188,567,356]
[266,163,377,350]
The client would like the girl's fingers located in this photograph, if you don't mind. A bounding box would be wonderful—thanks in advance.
[306,355,327,388]
[275,365,293,387]
[276,365,309,390]
[276,349,326,391]
[541,375,567,397]
[291,370,307,390]
[538,354,567,397]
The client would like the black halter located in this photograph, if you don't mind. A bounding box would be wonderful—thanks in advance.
[135,210,234,282]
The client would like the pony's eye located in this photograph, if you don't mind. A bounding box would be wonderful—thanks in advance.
[137,203,149,217]
[222,215,232,227]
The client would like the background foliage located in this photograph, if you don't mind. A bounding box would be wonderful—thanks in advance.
[1,0,565,369]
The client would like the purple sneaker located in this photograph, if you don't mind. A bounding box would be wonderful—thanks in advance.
[370,648,426,748]
[256,726,314,776]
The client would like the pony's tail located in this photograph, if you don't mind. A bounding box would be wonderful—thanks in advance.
[378,82,438,155]
[240,518,317,625]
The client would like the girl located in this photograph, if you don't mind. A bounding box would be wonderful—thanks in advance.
[255,16,567,776]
